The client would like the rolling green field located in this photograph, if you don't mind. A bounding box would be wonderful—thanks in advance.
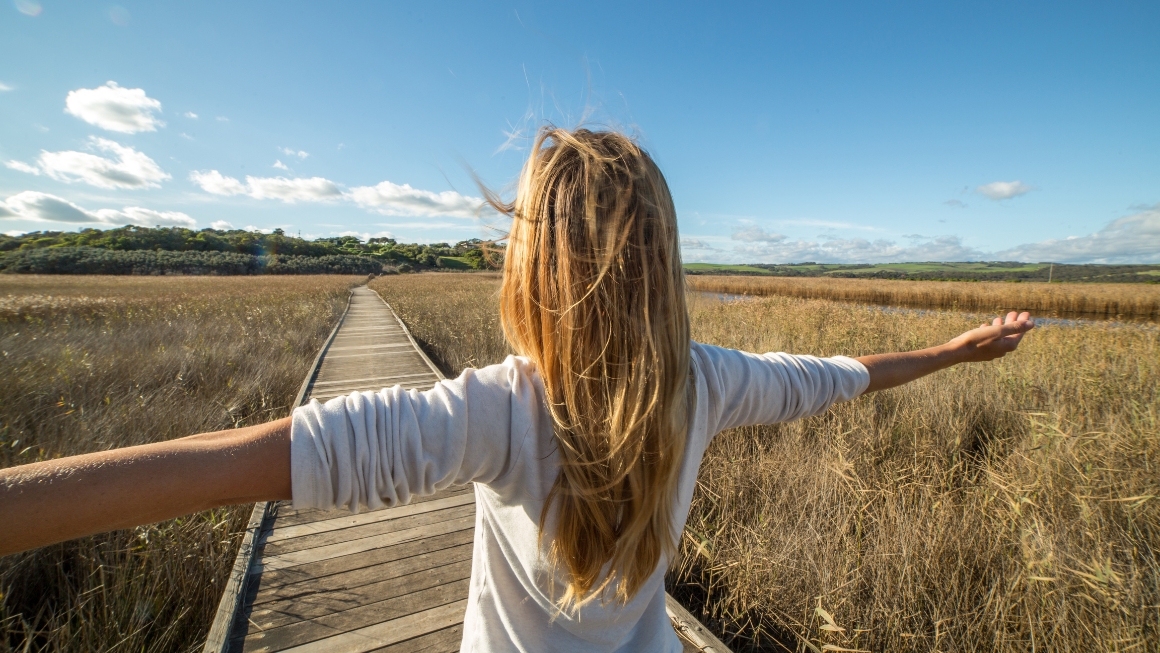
[685,261,1160,283]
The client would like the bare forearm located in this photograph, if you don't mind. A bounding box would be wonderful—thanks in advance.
[0,417,292,557]
[856,344,960,393]
[855,311,1034,394]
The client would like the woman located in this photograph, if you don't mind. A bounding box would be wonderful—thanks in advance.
[0,127,1033,652]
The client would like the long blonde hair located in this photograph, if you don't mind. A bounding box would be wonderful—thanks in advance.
[488,127,691,607]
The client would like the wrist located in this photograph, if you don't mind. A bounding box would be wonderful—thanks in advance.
[932,341,965,368]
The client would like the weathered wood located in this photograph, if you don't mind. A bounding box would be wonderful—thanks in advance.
[250,560,473,631]
[667,593,732,653]
[263,505,475,557]
[250,544,473,607]
[273,487,473,528]
[267,493,476,543]
[254,530,476,591]
[274,599,470,653]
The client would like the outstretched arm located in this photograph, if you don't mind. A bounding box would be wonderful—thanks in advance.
[0,416,292,557]
[856,311,1034,394]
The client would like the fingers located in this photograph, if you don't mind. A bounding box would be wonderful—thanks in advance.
[991,316,1002,327]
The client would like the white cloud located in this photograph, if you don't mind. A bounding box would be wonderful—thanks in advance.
[189,170,247,195]
[0,191,194,227]
[349,181,482,218]
[732,225,787,243]
[680,237,717,249]
[189,170,343,203]
[5,160,40,175]
[976,180,1033,200]
[272,159,289,170]
[730,235,984,264]
[210,220,234,230]
[280,147,308,160]
[180,133,193,140]
[10,137,170,189]
[65,81,163,134]
[0,82,12,92]
[997,204,1160,264]
[247,176,343,202]
[184,112,198,119]
[243,225,273,234]
[189,167,485,218]
[216,116,229,122]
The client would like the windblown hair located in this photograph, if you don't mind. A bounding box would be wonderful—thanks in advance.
[488,127,691,608]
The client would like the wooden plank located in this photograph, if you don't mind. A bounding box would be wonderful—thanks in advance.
[262,505,475,557]
[273,487,473,527]
[272,598,470,653]
[254,529,476,591]
[259,514,476,571]
[250,543,473,608]
[267,493,476,543]
[366,625,462,653]
[250,559,472,631]
[310,372,439,388]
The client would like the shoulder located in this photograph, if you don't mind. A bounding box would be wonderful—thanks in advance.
[445,355,543,401]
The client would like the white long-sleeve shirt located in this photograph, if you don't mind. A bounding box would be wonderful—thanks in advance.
[290,341,870,653]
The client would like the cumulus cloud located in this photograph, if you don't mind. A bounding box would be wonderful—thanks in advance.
[280,147,308,160]
[248,176,343,202]
[8,137,170,189]
[349,181,482,218]
[189,168,485,218]
[189,170,247,196]
[732,225,787,243]
[0,191,194,227]
[65,81,163,134]
[730,235,984,264]
[680,237,716,249]
[210,220,234,230]
[184,112,198,119]
[272,160,289,170]
[976,180,1033,200]
[997,204,1160,264]
[189,170,343,203]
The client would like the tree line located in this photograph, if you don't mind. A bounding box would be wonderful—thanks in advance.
[0,226,503,275]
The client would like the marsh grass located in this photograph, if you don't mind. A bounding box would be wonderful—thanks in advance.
[0,275,361,653]
[687,275,1160,320]
[371,273,1159,652]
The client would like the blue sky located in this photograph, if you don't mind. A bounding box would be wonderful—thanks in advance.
[2,1,1158,263]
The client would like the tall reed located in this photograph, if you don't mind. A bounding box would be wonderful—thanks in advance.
[371,273,1159,652]
[0,275,361,653]
[687,275,1160,319]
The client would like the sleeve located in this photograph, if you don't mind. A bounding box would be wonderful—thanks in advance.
[289,359,529,512]
[692,342,870,436]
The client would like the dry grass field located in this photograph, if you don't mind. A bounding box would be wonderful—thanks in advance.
[687,275,1160,319]
[0,275,361,653]
[371,273,1159,653]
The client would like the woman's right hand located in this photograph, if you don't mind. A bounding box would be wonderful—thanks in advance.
[947,311,1035,363]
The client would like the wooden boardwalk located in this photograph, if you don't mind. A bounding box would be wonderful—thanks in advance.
[205,285,729,653]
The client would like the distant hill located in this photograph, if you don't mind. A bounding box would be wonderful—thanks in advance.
[684,261,1160,283]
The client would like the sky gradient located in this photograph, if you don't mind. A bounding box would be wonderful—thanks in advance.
[2,1,1158,263]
